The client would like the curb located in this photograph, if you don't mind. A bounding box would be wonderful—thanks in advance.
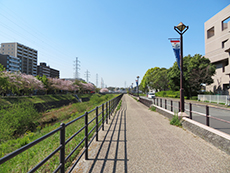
[152,104,230,155]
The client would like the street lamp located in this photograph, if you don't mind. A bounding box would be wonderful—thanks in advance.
[131,83,133,93]
[174,22,189,112]
[136,76,139,97]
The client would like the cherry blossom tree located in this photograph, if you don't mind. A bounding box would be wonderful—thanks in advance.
[47,78,79,93]
[100,88,109,93]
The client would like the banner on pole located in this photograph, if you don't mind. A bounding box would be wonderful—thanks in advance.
[170,39,181,70]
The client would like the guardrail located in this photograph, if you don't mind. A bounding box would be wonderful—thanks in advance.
[0,94,123,173]
[139,97,230,128]
[198,94,230,105]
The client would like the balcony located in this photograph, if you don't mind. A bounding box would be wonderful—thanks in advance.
[9,63,19,68]
[225,65,230,75]
[17,49,22,53]
[9,59,20,64]
[224,40,230,52]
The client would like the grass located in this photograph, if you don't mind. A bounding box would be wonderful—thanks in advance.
[0,94,119,172]
[116,100,122,112]
[149,106,156,111]
[0,94,78,106]
[170,113,182,127]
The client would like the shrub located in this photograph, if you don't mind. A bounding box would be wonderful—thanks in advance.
[170,113,182,127]
[0,102,40,142]
[150,106,156,111]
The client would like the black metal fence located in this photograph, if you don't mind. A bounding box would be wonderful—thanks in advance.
[139,97,230,128]
[0,94,123,173]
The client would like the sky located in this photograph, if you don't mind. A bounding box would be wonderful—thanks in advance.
[0,0,229,88]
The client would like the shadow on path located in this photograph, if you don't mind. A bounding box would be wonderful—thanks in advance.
[88,97,128,173]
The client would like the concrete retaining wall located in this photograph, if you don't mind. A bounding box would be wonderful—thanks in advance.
[152,104,230,155]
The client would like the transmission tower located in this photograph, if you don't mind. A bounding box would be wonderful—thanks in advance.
[85,70,90,82]
[101,78,104,88]
[96,74,98,87]
[73,57,80,79]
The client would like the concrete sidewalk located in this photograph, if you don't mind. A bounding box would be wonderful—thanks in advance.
[71,94,230,173]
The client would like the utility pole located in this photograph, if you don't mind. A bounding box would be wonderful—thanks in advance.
[85,70,90,83]
[73,57,80,79]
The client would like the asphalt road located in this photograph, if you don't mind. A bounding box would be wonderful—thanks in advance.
[144,96,230,135]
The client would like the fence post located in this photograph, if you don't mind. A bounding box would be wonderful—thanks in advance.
[106,102,108,124]
[189,103,192,119]
[109,100,110,119]
[206,105,209,126]
[157,98,158,106]
[96,107,98,141]
[171,100,173,112]
[60,123,65,173]
[85,112,88,160]
[154,98,155,105]
[102,104,104,131]
[165,99,167,109]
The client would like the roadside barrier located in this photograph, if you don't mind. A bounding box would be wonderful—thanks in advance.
[0,94,123,173]
[139,97,230,128]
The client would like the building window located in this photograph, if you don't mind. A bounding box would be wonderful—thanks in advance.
[222,39,228,48]
[207,27,214,38]
[222,17,230,31]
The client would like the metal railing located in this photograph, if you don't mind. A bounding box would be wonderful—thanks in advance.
[139,97,230,128]
[198,94,230,105]
[0,94,123,173]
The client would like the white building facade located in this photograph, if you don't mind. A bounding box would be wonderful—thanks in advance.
[205,5,230,95]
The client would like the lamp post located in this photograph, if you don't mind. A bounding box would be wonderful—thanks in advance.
[136,76,139,97]
[131,83,133,93]
[174,22,189,112]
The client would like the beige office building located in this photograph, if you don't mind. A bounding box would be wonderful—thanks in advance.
[205,5,230,94]
[0,42,37,76]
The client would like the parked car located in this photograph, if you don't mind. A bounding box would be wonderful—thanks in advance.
[147,92,155,98]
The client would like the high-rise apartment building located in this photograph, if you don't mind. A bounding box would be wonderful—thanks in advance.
[37,62,60,78]
[0,42,37,76]
[50,68,59,78]
[0,54,21,72]
[37,62,50,77]
[205,5,230,94]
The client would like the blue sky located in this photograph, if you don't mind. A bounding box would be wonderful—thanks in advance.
[0,0,229,88]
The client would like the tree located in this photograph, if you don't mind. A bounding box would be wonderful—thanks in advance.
[167,54,216,98]
[100,88,109,93]
[140,67,159,93]
[140,67,169,92]
[0,63,5,71]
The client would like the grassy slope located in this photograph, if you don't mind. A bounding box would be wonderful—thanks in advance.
[0,94,78,106]
[0,93,118,172]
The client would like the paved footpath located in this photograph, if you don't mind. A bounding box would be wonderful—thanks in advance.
[71,94,230,173]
